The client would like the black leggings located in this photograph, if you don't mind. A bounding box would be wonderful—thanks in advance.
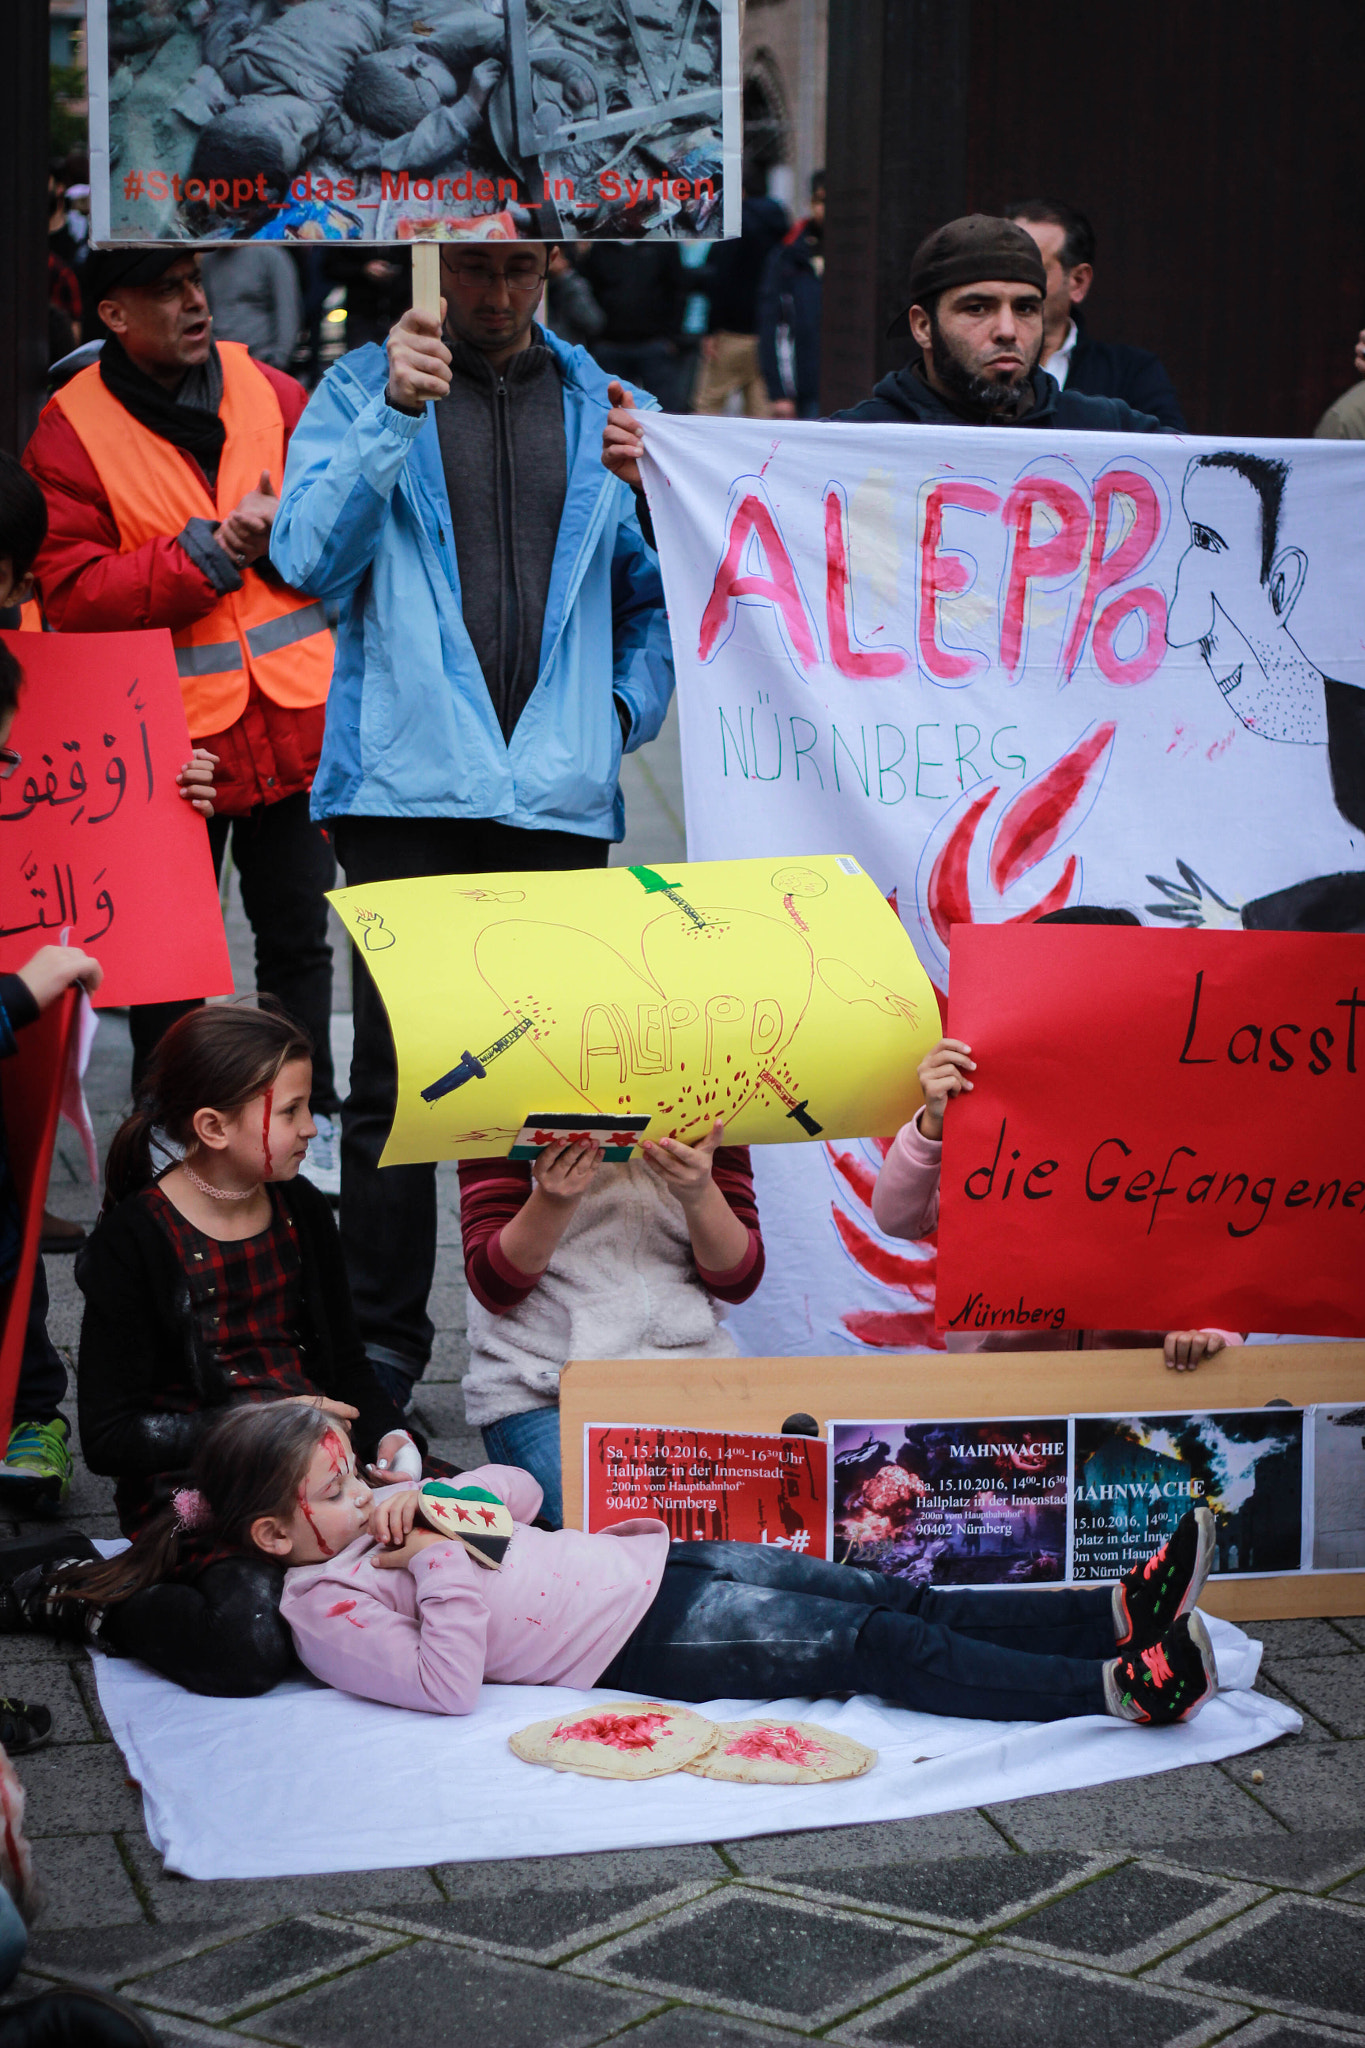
[99,1557,295,1698]
[598,1542,1115,1723]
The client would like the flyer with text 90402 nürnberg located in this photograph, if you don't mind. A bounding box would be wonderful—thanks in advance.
[1071,1410,1307,1581]
[585,1426,828,1555]
[829,1419,1070,1585]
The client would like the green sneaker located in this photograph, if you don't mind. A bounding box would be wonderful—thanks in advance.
[0,1417,74,1515]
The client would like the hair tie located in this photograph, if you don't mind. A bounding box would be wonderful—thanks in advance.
[171,1487,212,1531]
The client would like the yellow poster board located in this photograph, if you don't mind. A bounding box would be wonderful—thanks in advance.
[330,856,939,1165]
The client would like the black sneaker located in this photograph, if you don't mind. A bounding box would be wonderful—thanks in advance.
[1109,1612,1219,1725]
[0,1531,101,1638]
[0,1699,51,1755]
[1114,1506,1215,1651]
[0,1562,96,1644]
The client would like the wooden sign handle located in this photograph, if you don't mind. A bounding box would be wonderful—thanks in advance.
[411,243,442,322]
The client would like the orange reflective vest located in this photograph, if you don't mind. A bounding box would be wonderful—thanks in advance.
[17,600,42,632]
[50,343,332,739]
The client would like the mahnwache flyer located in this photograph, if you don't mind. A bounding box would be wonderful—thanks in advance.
[829,1419,1069,1585]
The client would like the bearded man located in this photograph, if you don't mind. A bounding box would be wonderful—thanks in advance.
[834,214,1165,432]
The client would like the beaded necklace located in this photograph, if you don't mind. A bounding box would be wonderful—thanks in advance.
[178,1159,259,1204]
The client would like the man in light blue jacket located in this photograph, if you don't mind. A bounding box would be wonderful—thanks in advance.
[271,241,675,1411]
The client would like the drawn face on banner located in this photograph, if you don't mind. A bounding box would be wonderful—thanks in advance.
[1168,454,1328,746]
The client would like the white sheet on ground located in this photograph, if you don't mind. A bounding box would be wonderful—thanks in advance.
[90,1615,1297,1881]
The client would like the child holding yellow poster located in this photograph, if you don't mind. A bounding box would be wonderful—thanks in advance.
[459,1117,764,1527]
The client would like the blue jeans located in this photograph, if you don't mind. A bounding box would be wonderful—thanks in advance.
[0,1885,27,1992]
[481,1409,563,1529]
[598,1541,1115,1723]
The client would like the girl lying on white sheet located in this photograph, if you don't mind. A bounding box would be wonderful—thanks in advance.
[52,1405,1222,1729]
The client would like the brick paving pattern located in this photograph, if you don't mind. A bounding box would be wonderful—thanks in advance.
[6,704,1363,2041]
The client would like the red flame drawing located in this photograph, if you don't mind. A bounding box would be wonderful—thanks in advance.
[826,1138,943,1351]
[924,721,1117,947]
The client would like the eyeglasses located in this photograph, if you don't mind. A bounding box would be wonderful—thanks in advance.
[445,260,548,294]
[0,746,21,781]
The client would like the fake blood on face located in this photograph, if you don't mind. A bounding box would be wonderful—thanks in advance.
[297,1485,335,1558]
[261,1085,274,1177]
[555,1711,673,1753]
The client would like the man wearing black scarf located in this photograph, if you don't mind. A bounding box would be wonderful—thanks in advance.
[21,249,343,1193]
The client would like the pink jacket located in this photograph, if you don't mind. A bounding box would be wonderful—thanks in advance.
[279,1465,670,1715]
[871,1110,1243,1356]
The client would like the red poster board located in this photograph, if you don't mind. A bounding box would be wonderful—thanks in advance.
[0,631,232,1008]
[0,990,75,1445]
[938,926,1365,1339]
[584,1425,829,1554]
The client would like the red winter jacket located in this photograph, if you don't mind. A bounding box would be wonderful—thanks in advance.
[22,362,325,818]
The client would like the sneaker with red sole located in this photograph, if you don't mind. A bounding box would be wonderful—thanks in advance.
[1109,1612,1219,1725]
[1113,1506,1215,1652]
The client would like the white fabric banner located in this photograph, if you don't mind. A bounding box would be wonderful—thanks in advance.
[640,415,1365,1356]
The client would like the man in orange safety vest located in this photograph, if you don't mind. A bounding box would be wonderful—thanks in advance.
[23,247,341,1196]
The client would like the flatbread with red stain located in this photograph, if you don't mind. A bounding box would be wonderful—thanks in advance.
[509,1702,719,1780]
[684,1718,877,1783]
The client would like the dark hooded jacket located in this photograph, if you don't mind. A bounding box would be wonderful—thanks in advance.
[75,1172,418,1534]
[757,220,823,410]
[1065,317,1186,430]
[834,362,1163,432]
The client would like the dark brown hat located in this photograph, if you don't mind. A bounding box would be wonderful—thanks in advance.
[886,214,1047,338]
[87,246,197,305]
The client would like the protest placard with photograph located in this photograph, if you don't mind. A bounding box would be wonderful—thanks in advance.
[1072,1410,1306,1581]
[829,1418,1068,1585]
[0,631,233,1009]
[89,0,740,244]
[584,1425,828,1552]
[1310,1404,1365,1570]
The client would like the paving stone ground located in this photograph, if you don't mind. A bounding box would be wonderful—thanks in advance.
[5,707,1364,2042]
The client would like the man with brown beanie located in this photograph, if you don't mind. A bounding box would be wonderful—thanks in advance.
[835,214,1165,432]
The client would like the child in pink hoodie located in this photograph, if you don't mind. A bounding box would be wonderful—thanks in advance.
[48,1405,1224,1729]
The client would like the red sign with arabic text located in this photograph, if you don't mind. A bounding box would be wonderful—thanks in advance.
[584,1425,829,1554]
[938,926,1365,1339]
[0,631,232,1007]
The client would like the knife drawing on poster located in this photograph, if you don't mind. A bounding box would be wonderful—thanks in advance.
[330,856,939,1163]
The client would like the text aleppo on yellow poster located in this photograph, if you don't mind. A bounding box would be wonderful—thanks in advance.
[330,856,938,1164]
